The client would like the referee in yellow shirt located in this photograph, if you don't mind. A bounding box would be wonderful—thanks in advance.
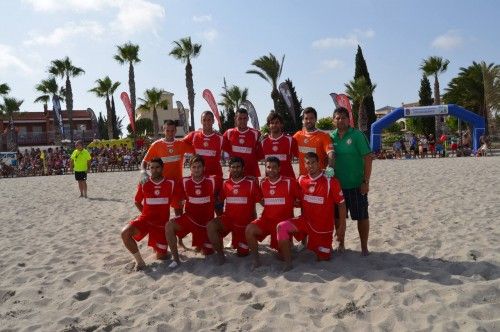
[70,140,92,198]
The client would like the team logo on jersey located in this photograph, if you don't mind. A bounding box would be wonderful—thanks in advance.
[195,189,201,195]
[308,186,315,193]
[154,189,160,196]
[169,148,174,153]
[269,189,275,195]
[347,138,352,145]
[203,142,209,147]
[239,138,245,144]
[272,145,278,152]
[233,189,239,194]
[304,138,309,144]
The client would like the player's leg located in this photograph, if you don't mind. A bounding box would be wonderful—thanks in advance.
[121,223,146,270]
[207,217,225,265]
[165,218,182,265]
[357,219,369,256]
[276,220,298,272]
[245,222,263,270]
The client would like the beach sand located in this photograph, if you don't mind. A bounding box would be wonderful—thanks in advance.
[0,156,499,331]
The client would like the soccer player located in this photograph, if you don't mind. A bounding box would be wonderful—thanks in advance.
[165,155,220,267]
[121,158,177,270]
[69,140,92,198]
[223,108,263,177]
[293,107,334,176]
[276,152,346,271]
[260,112,298,178]
[245,157,301,270]
[206,157,262,265]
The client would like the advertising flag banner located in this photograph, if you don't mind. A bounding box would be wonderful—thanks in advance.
[52,95,64,136]
[120,92,135,133]
[278,82,296,124]
[176,101,189,134]
[329,93,340,108]
[336,93,354,127]
[241,100,260,130]
[202,89,222,129]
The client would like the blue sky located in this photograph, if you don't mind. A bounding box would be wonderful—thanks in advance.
[0,0,498,131]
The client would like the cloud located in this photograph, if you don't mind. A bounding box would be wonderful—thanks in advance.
[200,29,218,42]
[321,59,344,70]
[312,29,375,49]
[432,30,463,50]
[22,0,111,12]
[192,15,212,23]
[24,21,104,46]
[0,44,32,74]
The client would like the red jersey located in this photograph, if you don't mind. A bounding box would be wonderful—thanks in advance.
[293,129,333,175]
[221,177,261,227]
[181,176,220,225]
[223,127,263,177]
[134,177,177,223]
[261,134,298,179]
[260,176,301,222]
[183,130,223,177]
[143,138,193,181]
[298,172,344,232]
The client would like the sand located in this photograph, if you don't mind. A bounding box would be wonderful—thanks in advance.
[0,156,499,331]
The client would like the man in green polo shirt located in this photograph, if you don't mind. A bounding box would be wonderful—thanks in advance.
[330,107,373,256]
[70,140,92,198]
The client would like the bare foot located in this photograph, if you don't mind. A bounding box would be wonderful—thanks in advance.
[250,259,261,271]
[215,253,226,266]
[337,243,345,253]
[361,249,370,256]
[135,261,146,271]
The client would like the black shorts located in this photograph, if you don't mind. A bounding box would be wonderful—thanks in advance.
[74,171,87,181]
[335,187,369,221]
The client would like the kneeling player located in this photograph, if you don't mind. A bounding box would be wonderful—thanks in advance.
[207,157,261,265]
[245,157,301,270]
[165,155,220,267]
[121,158,177,270]
[276,152,346,271]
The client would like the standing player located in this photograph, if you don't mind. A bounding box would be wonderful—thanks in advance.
[165,155,220,267]
[245,157,301,270]
[260,112,298,178]
[69,140,92,198]
[206,157,262,265]
[293,107,334,176]
[223,108,263,177]
[121,158,177,270]
[276,152,346,271]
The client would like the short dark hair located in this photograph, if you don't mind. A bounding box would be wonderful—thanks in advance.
[333,107,349,118]
[236,108,248,115]
[304,152,319,162]
[189,154,205,167]
[201,111,214,119]
[164,120,176,126]
[302,107,317,119]
[150,157,164,167]
[266,112,283,125]
[229,156,244,167]
[265,156,280,166]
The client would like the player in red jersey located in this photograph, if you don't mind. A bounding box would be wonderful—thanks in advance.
[206,157,262,265]
[223,108,263,177]
[276,152,346,271]
[245,157,301,270]
[121,158,178,270]
[260,112,298,179]
[165,155,220,267]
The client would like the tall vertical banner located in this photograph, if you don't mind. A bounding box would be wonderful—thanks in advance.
[176,101,189,134]
[120,92,135,133]
[278,82,296,125]
[335,93,354,128]
[202,89,222,129]
[241,100,260,130]
[52,95,64,136]
[329,93,340,108]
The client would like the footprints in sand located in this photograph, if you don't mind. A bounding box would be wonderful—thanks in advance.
[73,290,91,301]
[1,290,16,303]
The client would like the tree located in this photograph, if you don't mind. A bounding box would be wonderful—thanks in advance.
[0,97,23,151]
[345,77,376,137]
[34,77,65,112]
[220,85,248,111]
[110,81,121,138]
[406,74,435,135]
[0,83,10,96]
[218,78,236,133]
[420,56,450,136]
[127,118,154,136]
[277,78,302,133]
[114,43,140,140]
[97,112,108,139]
[247,53,285,113]
[317,117,334,131]
[352,46,376,136]
[48,56,85,144]
[443,61,500,134]
[89,76,120,140]
[169,37,201,131]
[138,88,168,137]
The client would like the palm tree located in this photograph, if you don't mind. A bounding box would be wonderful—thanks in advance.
[48,56,85,144]
[138,88,168,137]
[0,83,10,96]
[247,53,285,112]
[34,77,65,112]
[0,97,23,151]
[114,43,140,138]
[169,37,202,131]
[420,56,450,135]
[345,77,376,136]
[444,61,500,134]
[89,76,121,140]
[109,81,121,138]
[220,85,249,111]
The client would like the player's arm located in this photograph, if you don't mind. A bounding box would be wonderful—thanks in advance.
[134,184,144,212]
[336,201,346,243]
[360,153,373,194]
[135,201,143,212]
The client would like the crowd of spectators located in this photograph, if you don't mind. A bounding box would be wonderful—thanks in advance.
[0,144,147,178]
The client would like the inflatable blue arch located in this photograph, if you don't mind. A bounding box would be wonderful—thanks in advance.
[370,104,486,153]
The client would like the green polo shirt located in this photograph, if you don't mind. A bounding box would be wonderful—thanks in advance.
[330,128,371,189]
[70,148,91,172]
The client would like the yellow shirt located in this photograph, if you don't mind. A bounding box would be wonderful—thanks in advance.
[71,149,91,172]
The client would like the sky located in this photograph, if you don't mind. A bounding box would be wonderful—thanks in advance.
[0,0,499,132]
